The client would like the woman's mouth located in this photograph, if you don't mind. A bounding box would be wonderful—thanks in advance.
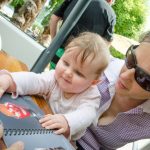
[117,79,127,90]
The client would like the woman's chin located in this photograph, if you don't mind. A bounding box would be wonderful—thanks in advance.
[115,82,127,95]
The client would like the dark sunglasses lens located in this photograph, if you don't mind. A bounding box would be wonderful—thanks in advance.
[135,67,150,91]
[126,49,135,69]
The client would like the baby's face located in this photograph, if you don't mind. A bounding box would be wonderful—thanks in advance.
[55,48,99,95]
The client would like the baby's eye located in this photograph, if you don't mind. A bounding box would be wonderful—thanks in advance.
[75,71,85,78]
[63,60,69,66]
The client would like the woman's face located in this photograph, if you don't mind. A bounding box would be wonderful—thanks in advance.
[115,42,150,100]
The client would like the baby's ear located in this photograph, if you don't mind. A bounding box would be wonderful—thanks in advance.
[92,79,101,85]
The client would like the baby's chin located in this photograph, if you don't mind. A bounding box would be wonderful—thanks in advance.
[63,89,84,95]
[59,82,84,94]
[62,88,74,94]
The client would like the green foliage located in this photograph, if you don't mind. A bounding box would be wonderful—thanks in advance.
[41,0,64,27]
[10,0,24,8]
[113,0,147,39]
[41,0,147,39]
[40,7,52,27]
[110,47,125,59]
[35,0,148,40]
[50,0,64,13]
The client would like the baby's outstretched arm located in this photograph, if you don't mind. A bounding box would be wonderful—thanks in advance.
[0,73,16,98]
[39,114,70,137]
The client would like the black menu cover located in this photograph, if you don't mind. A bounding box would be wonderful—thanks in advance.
[0,94,75,150]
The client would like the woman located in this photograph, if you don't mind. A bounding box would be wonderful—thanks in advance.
[76,33,150,150]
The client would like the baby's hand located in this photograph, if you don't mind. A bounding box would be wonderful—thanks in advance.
[39,114,70,135]
[0,74,12,98]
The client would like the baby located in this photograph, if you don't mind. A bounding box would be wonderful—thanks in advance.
[0,32,110,140]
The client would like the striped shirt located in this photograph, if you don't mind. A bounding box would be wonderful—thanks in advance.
[78,58,150,150]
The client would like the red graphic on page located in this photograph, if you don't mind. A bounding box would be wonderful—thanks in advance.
[0,102,30,119]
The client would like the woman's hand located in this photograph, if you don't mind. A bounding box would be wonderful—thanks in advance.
[39,114,70,136]
[0,121,24,150]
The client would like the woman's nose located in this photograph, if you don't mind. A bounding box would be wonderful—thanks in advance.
[121,68,135,81]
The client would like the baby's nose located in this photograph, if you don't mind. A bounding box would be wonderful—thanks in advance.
[65,69,73,78]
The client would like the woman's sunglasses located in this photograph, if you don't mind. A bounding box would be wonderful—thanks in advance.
[125,45,150,92]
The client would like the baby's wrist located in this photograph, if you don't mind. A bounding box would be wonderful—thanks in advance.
[0,70,16,92]
[62,114,70,138]
[64,127,70,138]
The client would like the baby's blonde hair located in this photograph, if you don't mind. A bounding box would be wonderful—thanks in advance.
[65,32,110,76]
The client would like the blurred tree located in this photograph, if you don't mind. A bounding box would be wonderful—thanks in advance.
[10,0,24,12]
[41,0,64,27]
[113,0,147,39]
[41,0,147,39]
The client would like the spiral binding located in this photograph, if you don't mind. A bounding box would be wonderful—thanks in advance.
[4,128,53,136]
